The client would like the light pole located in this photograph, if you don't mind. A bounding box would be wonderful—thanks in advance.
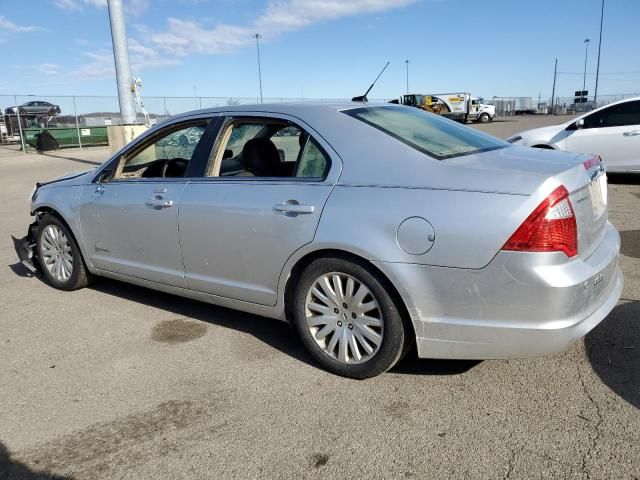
[107,0,136,125]
[582,38,590,94]
[255,33,263,103]
[594,0,605,105]
[405,60,409,94]
[551,58,558,115]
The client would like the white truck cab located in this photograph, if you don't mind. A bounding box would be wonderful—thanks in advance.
[470,97,496,123]
[428,93,495,123]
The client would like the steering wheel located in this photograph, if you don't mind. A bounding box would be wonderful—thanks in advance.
[161,158,189,178]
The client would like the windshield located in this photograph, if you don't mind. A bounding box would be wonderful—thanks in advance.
[344,106,507,159]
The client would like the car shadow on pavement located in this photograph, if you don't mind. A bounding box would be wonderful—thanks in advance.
[586,301,640,409]
[391,355,480,375]
[8,262,35,278]
[91,279,316,367]
[90,278,478,377]
[0,441,70,480]
[619,230,640,259]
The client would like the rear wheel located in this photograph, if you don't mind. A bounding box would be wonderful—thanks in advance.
[36,214,92,291]
[293,256,406,379]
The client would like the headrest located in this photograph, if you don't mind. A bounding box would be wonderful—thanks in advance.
[242,138,281,176]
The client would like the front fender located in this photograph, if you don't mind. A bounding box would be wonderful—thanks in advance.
[32,185,93,270]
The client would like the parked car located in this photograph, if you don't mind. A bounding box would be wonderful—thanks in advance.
[507,96,640,172]
[5,101,61,116]
[14,103,622,378]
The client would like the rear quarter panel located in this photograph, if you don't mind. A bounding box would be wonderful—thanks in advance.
[314,185,531,269]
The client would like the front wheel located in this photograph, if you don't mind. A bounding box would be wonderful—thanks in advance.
[36,214,92,291]
[478,113,490,123]
[293,256,407,379]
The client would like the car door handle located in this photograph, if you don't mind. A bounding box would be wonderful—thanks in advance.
[623,130,640,136]
[273,202,315,215]
[146,197,174,208]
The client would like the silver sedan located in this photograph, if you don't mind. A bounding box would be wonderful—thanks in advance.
[16,103,623,378]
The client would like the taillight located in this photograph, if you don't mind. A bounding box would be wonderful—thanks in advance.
[582,155,602,171]
[502,185,577,257]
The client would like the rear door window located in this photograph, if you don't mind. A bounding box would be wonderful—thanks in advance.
[584,101,640,128]
[209,118,330,179]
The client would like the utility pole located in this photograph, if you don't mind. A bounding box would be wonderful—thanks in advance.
[594,0,605,105]
[551,58,558,115]
[405,60,409,94]
[107,0,136,124]
[255,33,263,103]
[582,38,590,94]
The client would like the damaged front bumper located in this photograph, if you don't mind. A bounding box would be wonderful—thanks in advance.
[12,222,39,274]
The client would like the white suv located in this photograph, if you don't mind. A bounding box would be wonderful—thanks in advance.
[508,97,640,172]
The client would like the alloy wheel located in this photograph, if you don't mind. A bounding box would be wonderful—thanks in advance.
[40,225,73,282]
[304,272,383,364]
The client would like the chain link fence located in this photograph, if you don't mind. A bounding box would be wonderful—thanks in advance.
[486,93,639,117]
[0,94,395,154]
[1,92,637,155]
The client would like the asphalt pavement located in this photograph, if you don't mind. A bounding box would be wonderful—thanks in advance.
[0,117,638,479]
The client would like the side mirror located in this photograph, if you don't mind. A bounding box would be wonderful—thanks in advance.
[575,118,585,129]
[96,167,114,184]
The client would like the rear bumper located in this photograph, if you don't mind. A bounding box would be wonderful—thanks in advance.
[374,221,622,359]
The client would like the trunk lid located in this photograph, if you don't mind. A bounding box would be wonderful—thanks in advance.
[568,157,608,259]
[447,147,609,261]
[437,145,591,196]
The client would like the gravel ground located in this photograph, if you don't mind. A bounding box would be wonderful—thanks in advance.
[0,117,638,479]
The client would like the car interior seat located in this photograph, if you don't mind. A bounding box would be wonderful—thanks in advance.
[239,138,282,177]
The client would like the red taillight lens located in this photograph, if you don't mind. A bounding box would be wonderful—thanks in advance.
[502,185,578,257]
[582,155,602,170]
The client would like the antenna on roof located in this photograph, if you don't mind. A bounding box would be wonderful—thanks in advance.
[352,61,390,102]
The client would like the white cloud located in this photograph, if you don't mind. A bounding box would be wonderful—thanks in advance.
[67,0,416,82]
[53,0,105,10]
[36,63,61,75]
[149,0,417,56]
[127,0,150,15]
[0,16,43,32]
[53,0,149,15]
[72,40,180,80]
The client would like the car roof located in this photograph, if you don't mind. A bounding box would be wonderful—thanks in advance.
[170,101,388,120]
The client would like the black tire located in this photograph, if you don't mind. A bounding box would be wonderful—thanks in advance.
[36,214,92,291]
[479,113,490,123]
[18,108,25,115]
[292,255,406,379]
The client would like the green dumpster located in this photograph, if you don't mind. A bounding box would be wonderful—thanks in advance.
[23,127,109,150]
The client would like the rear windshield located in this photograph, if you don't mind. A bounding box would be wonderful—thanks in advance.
[344,105,507,159]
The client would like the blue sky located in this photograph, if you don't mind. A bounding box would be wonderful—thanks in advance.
[1,0,639,101]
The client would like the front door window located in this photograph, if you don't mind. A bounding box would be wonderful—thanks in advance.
[116,124,207,179]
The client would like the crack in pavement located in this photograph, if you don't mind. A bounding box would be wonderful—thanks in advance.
[503,446,517,480]
[575,360,604,480]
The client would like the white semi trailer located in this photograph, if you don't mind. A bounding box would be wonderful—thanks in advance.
[394,93,496,123]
